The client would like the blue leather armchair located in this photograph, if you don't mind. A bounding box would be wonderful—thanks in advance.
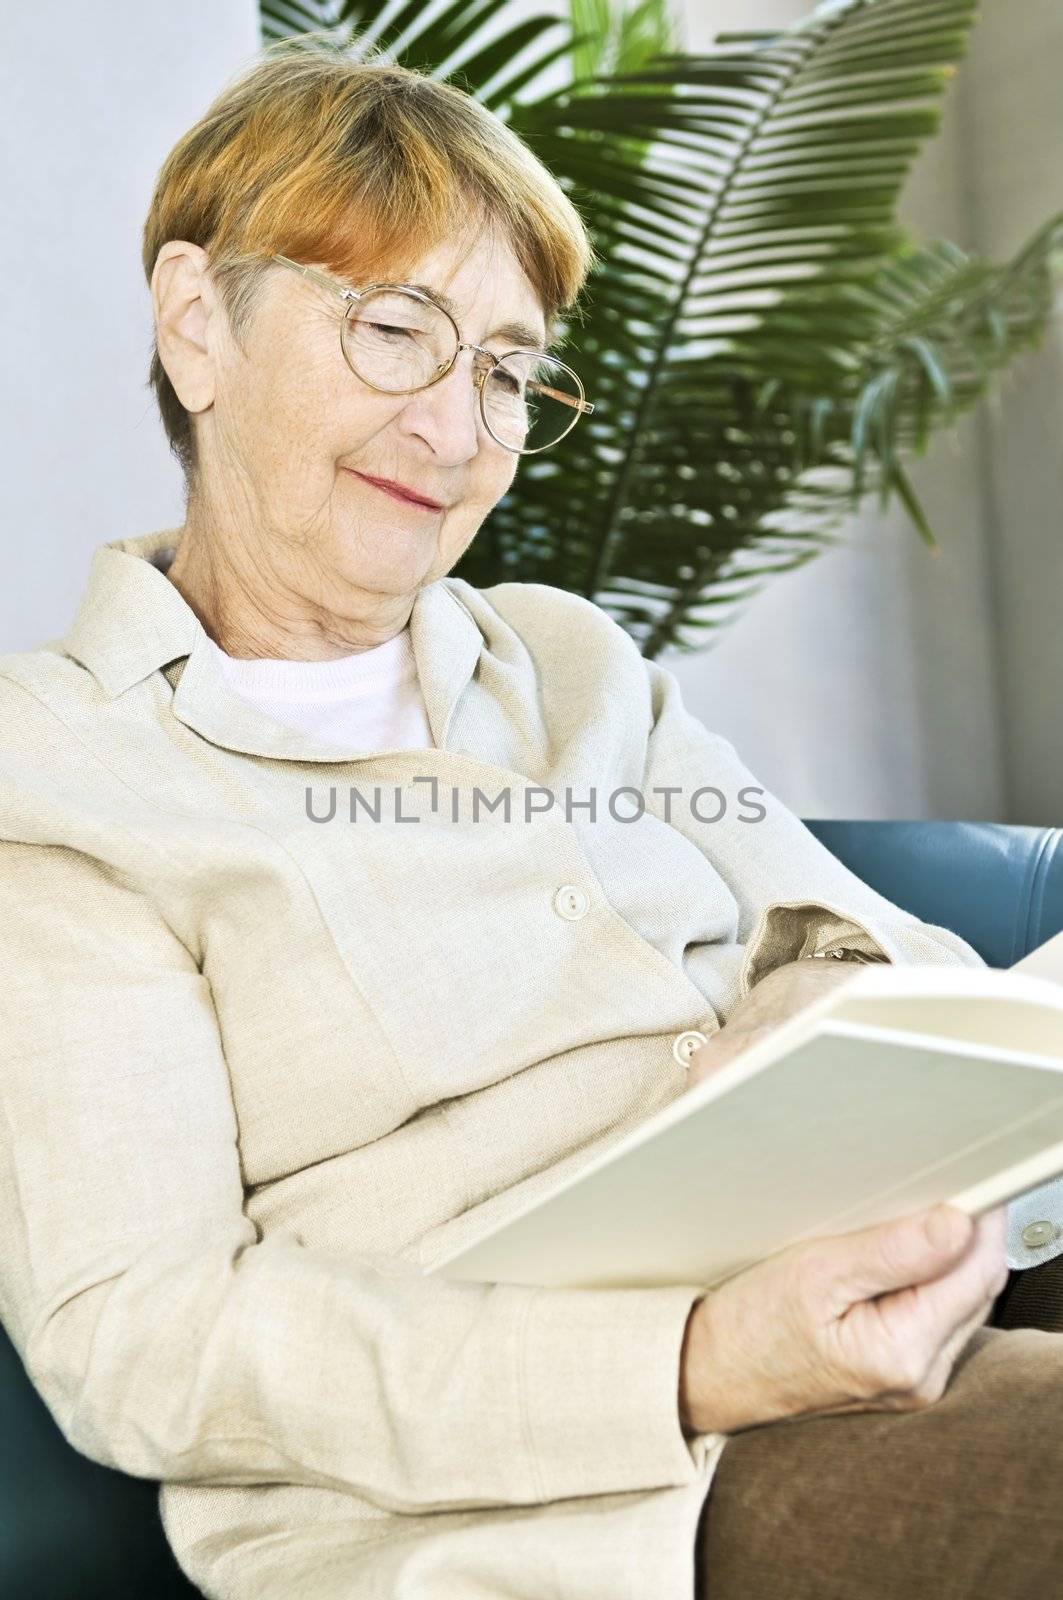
[2,820,1061,1598]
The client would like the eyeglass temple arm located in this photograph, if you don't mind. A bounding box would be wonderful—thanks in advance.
[272,254,358,299]
[532,384,594,415]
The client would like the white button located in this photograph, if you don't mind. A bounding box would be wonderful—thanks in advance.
[673,1030,709,1068]
[553,884,590,920]
[1021,1220,1060,1250]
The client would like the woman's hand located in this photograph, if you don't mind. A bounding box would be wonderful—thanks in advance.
[686,956,864,1089]
[678,1201,1009,1436]
[678,957,1009,1435]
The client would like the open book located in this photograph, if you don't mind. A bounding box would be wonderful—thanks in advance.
[427,931,1063,1291]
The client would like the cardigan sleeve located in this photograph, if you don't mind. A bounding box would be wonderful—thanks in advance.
[639,659,986,999]
[0,836,716,1512]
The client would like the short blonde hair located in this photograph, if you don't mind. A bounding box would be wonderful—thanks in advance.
[141,40,596,482]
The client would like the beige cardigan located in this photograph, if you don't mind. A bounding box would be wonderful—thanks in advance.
[0,529,985,1600]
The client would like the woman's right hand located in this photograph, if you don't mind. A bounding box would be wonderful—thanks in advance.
[678,1201,1009,1436]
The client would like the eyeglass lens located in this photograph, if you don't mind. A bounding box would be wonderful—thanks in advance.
[340,288,583,452]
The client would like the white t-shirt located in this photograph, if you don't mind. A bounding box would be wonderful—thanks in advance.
[202,623,434,751]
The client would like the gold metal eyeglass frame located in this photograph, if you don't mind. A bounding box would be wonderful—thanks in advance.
[271,254,594,455]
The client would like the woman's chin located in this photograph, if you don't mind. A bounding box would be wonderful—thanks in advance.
[333,544,435,598]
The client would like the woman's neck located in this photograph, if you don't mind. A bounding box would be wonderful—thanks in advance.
[165,519,414,662]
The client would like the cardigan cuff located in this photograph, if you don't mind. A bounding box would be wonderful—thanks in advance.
[517,1282,719,1502]
[737,898,985,1001]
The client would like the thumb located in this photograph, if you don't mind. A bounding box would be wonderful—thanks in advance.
[827,1202,974,1308]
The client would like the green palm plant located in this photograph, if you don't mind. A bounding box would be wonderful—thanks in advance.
[260,0,1062,658]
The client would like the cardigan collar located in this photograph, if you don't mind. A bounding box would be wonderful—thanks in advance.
[57,528,485,762]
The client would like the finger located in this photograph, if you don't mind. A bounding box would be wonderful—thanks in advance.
[975,1204,1008,1261]
[821,1202,975,1313]
[916,1289,1001,1403]
[868,1214,1009,1356]
[818,1289,999,1419]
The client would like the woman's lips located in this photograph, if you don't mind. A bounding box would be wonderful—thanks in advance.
[345,469,442,512]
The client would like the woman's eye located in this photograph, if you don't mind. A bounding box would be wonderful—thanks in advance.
[369,323,414,340]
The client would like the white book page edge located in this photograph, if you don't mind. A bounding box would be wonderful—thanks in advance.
[1010,926,1063,983]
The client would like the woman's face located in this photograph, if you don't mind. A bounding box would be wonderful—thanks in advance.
[156,226,548,610]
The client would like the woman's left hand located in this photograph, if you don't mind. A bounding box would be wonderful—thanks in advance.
[686,956,867,1090]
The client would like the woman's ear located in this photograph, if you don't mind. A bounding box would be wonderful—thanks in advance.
[151,240,217,417]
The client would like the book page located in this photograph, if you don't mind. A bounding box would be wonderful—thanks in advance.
[828,991,1063,1059]
[800,960,1063,1058]
[1011,926,1063,984]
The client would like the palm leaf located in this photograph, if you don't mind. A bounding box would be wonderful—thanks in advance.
[490,0,985,653]
[261,0,347,45]
[785,218,1063,542]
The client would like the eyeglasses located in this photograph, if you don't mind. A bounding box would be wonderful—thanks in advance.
[271,254,594,455]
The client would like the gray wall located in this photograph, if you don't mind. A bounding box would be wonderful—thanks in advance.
[2,0,1059,824]
[958,0,1063,825]
[0,1,260,647]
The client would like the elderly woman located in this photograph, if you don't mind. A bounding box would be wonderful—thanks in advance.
[1,43,1059,1600]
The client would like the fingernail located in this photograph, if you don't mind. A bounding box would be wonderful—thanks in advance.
[925,1205,967,1251]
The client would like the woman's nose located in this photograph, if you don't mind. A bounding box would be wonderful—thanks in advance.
[401,347,485,464]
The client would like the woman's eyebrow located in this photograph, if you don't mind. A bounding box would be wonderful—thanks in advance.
[406,283,549,350]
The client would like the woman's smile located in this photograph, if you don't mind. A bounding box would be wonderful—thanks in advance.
[344,467,445,512]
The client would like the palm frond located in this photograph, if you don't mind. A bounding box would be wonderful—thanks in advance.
[261,0,347,45]
[492,0,987,653]
[780,217,1063,540]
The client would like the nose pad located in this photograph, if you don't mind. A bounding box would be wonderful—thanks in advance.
[458,341,497,377]
[441,348,493,419]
